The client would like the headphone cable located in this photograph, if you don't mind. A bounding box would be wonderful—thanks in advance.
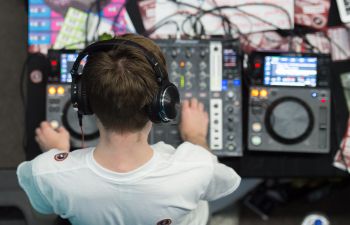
[78,113,85,148]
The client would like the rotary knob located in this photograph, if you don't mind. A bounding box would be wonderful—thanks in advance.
[199,71,208,80]
[185,81,193,90]
[186,62,193,69]
[227,134,235,141]
[171,61,178,70]
[226,106,234,113]
[171,48,178,58]
[200,49,207,58]
[200,61,207,70]
[199,82,207,90]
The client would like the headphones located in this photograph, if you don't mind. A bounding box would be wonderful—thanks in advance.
[70,38,180,123]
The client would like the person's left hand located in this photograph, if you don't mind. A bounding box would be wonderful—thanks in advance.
[35,121,70,152]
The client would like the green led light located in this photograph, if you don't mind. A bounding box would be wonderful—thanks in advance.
[180,76,185,88]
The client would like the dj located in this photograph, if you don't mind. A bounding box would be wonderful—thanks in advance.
[17,33,241,225]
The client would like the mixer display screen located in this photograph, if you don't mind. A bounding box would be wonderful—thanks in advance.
[264,56,317,87]
[60,53,79,83]
[223,49,237,68]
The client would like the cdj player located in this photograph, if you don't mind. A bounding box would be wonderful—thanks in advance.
[46,50,99,148]
[247,52,331,153]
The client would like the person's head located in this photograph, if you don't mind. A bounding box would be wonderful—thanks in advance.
[82,33,167,133]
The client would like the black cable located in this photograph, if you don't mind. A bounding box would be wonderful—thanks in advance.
[212,0,229,36]
[174,1,240,38]
[180,14,201,38]
[143,20,180,38]
[201,3,293,50]
[143,11,192,37]
[171,1,293,48]
[173,1,230,37]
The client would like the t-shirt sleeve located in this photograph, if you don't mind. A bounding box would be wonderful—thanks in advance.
[201,157,241,201]
[16,161,54,214]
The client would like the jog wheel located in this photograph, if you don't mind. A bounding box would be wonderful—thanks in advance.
[265,97,314,144]
[62,101,99,141]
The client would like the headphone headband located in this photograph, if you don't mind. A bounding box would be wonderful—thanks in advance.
[70,39,165,84]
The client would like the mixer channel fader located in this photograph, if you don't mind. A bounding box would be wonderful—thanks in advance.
[150,39,243,156]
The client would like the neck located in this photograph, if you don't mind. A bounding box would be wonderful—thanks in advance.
[93,123,153,173]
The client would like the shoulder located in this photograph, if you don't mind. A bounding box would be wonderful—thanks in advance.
[174,142,215,164]
[31,148,93,176]
[153,141,215,164]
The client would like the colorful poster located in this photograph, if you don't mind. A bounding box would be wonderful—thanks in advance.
[28,0,135,53]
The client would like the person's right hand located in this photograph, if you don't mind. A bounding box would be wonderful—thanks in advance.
[179,98,209,149]
[35,121,70,152]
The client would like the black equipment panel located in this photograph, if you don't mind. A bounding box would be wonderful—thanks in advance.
[247,52,332,154]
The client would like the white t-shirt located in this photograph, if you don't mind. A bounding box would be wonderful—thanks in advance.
[17,141,241,225]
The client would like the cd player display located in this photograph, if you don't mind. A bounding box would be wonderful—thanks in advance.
[264,56,317,87]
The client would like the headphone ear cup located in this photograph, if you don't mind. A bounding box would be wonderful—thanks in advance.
[147,81,180,123]
[73,75,93,115]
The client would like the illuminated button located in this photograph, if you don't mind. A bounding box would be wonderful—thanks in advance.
[227,91,234,98]
[179,61,185,68]
[227,144,236,151]
[259,89,268,97]
[311,92,318,98]
[251,136,262,146]
[57,86,65,95]
[50,120,59,129]
[251,89,259,97]
[252,122,262,132]
[254,62,261,68]
[48,86,56,95]
[51,60,58,67]
[180,76,185,88]
[321,98,326,103]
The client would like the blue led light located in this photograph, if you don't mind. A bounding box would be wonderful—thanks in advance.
[222,80,228,90]
[233,79,241,86]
